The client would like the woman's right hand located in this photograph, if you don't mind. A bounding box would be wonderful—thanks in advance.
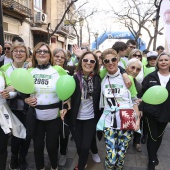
[25,96,37,107]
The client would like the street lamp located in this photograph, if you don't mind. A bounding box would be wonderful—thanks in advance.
[79,17,84,47]
[94,32,99,49]
[138,33,142,49]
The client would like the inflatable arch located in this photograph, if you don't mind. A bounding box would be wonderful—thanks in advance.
[91,31,146,51]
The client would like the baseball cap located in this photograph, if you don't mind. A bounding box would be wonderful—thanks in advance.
[147,51,158,58]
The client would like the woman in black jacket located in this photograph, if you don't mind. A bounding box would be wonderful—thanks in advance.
[65,51,101,170]
[139,52,170,170]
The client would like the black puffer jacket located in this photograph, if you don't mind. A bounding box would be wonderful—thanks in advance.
[66,73,102,125]
[139,70,170,122]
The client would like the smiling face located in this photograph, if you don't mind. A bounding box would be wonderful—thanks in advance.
[53,51,66,67]
[103,54,118,74]
[12,47,27,65]
[157,55,170,71]
[126,61,141,78]
[35,45,50,65]
[81,53,96,75]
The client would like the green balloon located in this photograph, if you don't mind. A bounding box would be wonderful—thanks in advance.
[142,85,168,105]
[99,68,107,80]
[145,67,155,77]
[56,75,76,100]
[10,68,34,94]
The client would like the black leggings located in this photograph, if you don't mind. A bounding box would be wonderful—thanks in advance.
[146,115,167,161]
[73,118,96,170]
[11,110,31,158]
[34,118,61,170]
[0,127,9,170]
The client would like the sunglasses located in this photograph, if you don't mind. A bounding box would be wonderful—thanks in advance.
[36,50,50,54]
[148,57,157,61]
[82,58,96,64]
[4,47,10,50]
[103,57,117,64]
[133,54,142,58]
[128,46,136,49]
[130,66,141,72]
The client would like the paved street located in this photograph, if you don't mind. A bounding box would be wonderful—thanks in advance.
[6,124,170,170]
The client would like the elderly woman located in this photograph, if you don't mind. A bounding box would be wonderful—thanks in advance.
[125,58,143,152]
[1,44,30,170]
[24,42,67,170]
[139,52,170,170]
[99,48,140,170]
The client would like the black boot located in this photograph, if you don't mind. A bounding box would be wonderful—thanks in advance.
[9,155,18,170]
[19,157,27,170]
[148,160,156,170]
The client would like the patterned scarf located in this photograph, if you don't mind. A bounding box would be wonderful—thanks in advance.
[77,71,94,99]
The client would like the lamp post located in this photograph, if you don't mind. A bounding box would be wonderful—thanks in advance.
[0,0,4,50]
[94,32,99,49]
[138,33,142,50]
[79,17,84,47]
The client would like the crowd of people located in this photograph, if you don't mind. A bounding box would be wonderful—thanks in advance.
[0,36,169,170]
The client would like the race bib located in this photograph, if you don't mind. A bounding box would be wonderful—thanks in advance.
[104,84,124,98]
[34,74,52,91]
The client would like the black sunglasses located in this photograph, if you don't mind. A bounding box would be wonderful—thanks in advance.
[133,54,142,58]
[82,58,96,64]
[36,50,50,54]
[103,57,117,64]
[4,47,10,50]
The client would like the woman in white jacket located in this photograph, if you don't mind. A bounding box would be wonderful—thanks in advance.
[98,48,140,170]
[0,71,26,170]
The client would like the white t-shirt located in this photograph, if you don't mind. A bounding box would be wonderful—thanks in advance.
[158,72,170,87]
[100,71,133,129]
[30,66,60,120]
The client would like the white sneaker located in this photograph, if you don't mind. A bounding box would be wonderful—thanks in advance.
[91,153,101,163]
[58,155,66,166]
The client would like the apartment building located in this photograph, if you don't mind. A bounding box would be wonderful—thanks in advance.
[2,0,77,50]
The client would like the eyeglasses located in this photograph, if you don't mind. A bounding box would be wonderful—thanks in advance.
[4,47,10,50]
[103,57,117,64]
[133,54,142,58]
[36,50,50,54]
[130,66,141,72]
[54,55,65,60]
[82,58,96,64]
[128,46,136,49]
[81,47,88,50]
[13,50,26,54]
[148,57,157,61]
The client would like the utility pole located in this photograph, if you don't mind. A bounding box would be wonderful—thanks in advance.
[0,0,4,50]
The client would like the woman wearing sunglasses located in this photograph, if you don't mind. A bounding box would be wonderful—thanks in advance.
[62,51,101,170]
[1,44,31,170]
[139,52,170,170]
[99,48,140,170]
[23,42,68,170]
[0,41,13,67]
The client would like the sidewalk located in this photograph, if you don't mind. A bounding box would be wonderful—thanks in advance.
[6,124,170,170]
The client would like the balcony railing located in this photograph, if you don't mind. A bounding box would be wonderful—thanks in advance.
[2,0,31,17]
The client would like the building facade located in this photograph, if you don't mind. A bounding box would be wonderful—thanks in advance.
[2,0,77,50]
